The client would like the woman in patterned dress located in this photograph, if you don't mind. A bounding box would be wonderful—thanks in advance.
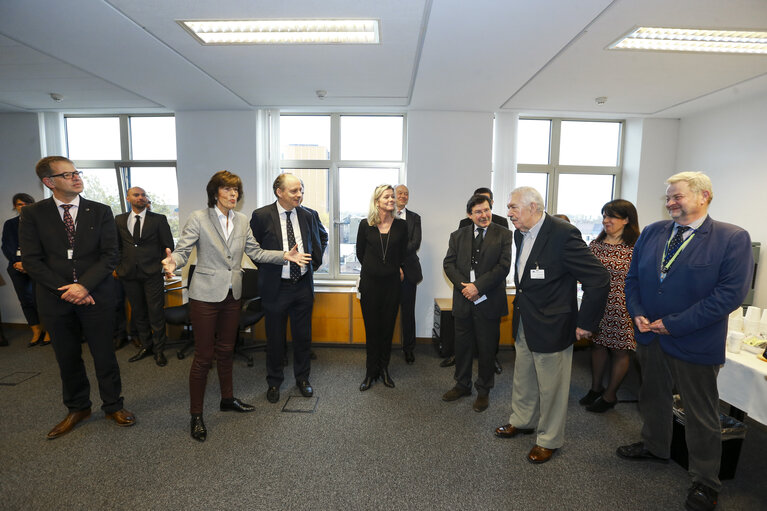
[580,199,640,413]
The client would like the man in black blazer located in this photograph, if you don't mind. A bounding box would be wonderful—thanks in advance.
[443,194,512,413]
[115,186,174,367]
[20,156,135,439]
[395,185,423,364]
[494,186,609,464]
[250,173,317,403]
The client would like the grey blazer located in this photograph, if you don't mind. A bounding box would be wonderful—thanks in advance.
[171,208,284,302]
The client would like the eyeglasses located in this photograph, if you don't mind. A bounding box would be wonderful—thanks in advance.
[47,171,83,180]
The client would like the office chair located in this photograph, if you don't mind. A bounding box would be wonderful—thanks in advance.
[234,267,266,367]
[163,265,195,360]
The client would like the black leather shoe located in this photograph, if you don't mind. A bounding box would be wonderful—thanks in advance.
[190,415,206,442]
[404,351,415,365]
[586,396,616,413]
[297,380,314,397]
[128,348,152,363]
[442,386,471,401]
[380,368,395,388]
[266,386,280,403]
[359,375,376,391]
[439,355,455,368]
[494,358,503,374]
[154,351,167,367]
[220,398,255,413]
[579,389,603,406]
[685,482,718,511]
[616,442,669,463]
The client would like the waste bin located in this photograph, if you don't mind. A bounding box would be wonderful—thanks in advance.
[670,395,747,480]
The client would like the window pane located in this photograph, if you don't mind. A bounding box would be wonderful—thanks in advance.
[515,172,548,208]
[340,116,403,161]
[556,174,614,242]
[517,119,551,164]
[80,169,122,217]
[280,116,330,160]
[125,167,180,239]
[130,117,177,160]
[338,167,400,274]
[559,121,621,166]
[283,168,330,274]
[66,118,121,160]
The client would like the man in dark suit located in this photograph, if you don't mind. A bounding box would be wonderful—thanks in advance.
[494,186,609,464]
[250,173,317,403]
[395,184,422,364]
[20,156,135,439]
[115,186,174,367]
[442,194,512,413]
[617,172,753,511]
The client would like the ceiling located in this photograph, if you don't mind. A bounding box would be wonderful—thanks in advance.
[1,0,766,118]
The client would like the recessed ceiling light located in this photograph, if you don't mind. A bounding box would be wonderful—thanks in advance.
[178,19,380,45]
[609,27,767,55]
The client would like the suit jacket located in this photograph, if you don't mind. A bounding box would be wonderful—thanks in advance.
[172,208,283,302]
[2,216,22,266]
[250,203,316,303]
[512,214,609,353]
[625,216,753,365]
[300,205,327,272]
[459,213,509,230]
[19,196,118,309]
[115,210,174,279]
[443,222,512,319]
[400,208,423,284]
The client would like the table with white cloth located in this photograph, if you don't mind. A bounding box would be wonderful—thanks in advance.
[717,349,767,425]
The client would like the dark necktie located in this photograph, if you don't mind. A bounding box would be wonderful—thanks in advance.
[61,204,76,281]
[663,225,690,267]
[285,211,301,283]
[472,227,484,269]
[133,215,141,243]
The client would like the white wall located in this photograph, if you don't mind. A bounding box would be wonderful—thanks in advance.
[676,93,767,307]
[407,111,494,337]
[0,113,45,323]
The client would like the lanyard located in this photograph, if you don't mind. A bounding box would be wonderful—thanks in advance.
[661,230,695,274]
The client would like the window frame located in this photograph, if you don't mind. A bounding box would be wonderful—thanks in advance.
[279,113,407,281]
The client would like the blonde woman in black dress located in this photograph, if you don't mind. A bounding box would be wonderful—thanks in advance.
[356,185,407,391]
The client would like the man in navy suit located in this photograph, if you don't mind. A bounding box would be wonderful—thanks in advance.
[617,172,753,511]
[395,185,422,364]
[20,156,135,439]
[250,173,317,403]
[115,186,174,367]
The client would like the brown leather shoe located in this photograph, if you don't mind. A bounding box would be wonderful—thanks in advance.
[528,445,557,464]
[46,408,91,439]
[494,424,535,438]
[105,408,136,427]
[472,395,489,412]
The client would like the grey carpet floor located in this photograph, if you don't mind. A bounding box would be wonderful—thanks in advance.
[1,326,765,511]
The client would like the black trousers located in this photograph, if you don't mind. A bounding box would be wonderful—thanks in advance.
[39,288,124,413]
[264,276,313,388]
[400,277,417,354]
[7,266,39,325]
[122,272,167,351]
[360,274,401,377]
[454,308,500,396]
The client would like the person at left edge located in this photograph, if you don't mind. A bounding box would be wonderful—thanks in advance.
[116,187,174,367]
[162,170,310,441]
[20,156,135,439]
[250,173,318,404]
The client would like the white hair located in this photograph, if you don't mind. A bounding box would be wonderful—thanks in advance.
[511,186,544,212]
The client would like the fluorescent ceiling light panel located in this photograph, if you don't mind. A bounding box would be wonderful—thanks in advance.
[609,27,767,54]
[179,19,380,45]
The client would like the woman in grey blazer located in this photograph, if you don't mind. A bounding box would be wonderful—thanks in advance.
[162,171,310,442]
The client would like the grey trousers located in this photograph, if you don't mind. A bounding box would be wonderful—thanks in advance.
[637,339,722,491]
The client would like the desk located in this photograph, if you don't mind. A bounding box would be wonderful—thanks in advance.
[718,350,767,425]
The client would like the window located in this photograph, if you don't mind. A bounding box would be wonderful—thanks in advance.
[280,114,406,279]
[516,118,623,241]
[64,115,180,238]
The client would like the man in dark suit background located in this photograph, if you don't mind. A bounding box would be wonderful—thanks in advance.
[494,186,609,464]
[20,156,135,439]
[395,184,422,364]
[250,173,317,403]
[116,186,174,367]
[442,194,512,413]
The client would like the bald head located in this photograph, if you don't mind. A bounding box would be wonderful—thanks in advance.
[126,187,148,213]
